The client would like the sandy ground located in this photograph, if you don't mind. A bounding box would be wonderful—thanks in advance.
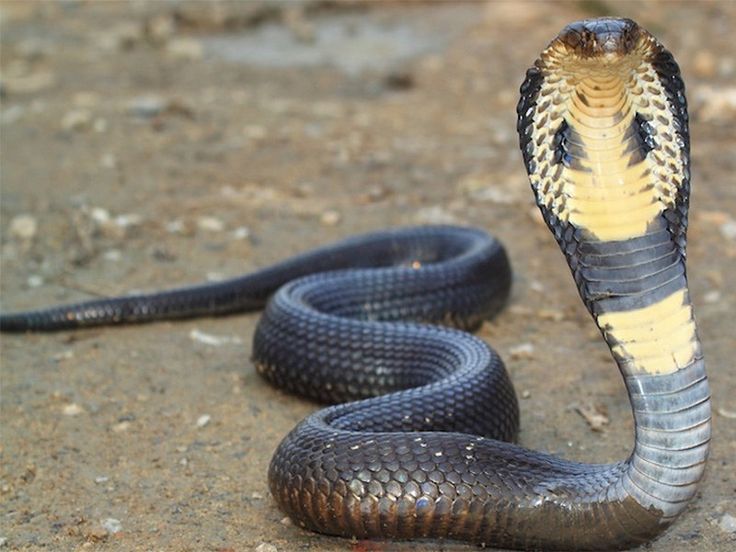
[1,1,735,550]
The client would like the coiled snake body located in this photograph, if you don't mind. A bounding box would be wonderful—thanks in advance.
[1,18,710,551]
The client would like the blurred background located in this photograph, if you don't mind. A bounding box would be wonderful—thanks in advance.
[1,1,734,550]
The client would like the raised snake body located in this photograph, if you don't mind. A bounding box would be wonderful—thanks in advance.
[0,18,710,551]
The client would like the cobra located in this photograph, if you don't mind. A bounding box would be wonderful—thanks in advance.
[0,17,710,551]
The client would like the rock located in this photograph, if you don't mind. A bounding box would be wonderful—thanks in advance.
[127,95,168,119]
[197,216,225,232]
[692,50,717,78]
[62,403,84,416]
[255,544,278,552]
[718,513,736,535]
[232,226,251,240]
[189,329,243,346]
[0,105,25,125]
[720,219,736,240]
[101,518,122,534]
[2,71,55,94]
[413,206,457,225]
[509,343,534,359]
[196,414,211,428]
[320,210,341,226]
[27,275,44,288]
[94,476,109,484]
[9,215,37,240]
[717,407,736,419]
[112,421,130,433]
[693,85,736,123]
[166,38,203,61]
[61,109,92,131]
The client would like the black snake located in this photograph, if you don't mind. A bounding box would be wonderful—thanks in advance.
[0,18,710,551]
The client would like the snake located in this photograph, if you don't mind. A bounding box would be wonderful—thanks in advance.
[0,17,710,551]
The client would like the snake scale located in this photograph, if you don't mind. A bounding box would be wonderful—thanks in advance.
[1,18,710,551]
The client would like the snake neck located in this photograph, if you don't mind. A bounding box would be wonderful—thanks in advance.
[518,18,711,529]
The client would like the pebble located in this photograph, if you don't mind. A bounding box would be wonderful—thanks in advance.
[61,109,92,131]
[127,95,168,119]
[189,329,243,346]
[251,491,264,500]
[9,214,37,241]
[0,536,6,547]
[521,390,531,399]
[94,476,109,484]
[103,250,122,262]
[196,414,211,428]
[717,407,736,419]
[112,421,131,433]
[413,206,457,225]
[100,153,117,169]
[720,220,736,241]
[232,226,251,240]
[693,85,736,123]
[27,274,44,288]
[692,50,717,78]
[509,343,535,359]
[166,38,203,61]
[2,71,55,94]
[320,210,341,226]
[718,513,736,534]
[197,216,225,232]
[703,290,721,304]
[62,403,84,416]
[0,105,25,125]
[101,518,122,534]
[255,544,277,552]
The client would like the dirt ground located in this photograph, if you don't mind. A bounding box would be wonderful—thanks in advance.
[1,1,735,551]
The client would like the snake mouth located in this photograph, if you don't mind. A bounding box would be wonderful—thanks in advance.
[556,17,642,59]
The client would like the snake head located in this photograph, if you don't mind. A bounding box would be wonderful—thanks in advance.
[557,17,641,59]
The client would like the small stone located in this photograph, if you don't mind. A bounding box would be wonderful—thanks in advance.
[95,476,109,484]
[27,275,44,288]
[320,210,341,226]
[112,421,130,433]
[197,216,225,232]
[509,343,534,359]
[0,536,6,547]
[232,226,250,240]
[537,308,565,321]
[52,350,74,362]
[61,109,92,131]
[244,125,267,140]
[703,290,721,304]
[692,50,717,79]
[0,105,25,125]
[93,118,108,133]
[717,407,736,419]
[196,414,211,428]
[127,95,168,119]
[166,38,203,60]
[100,153,117,169]
[718,513,736,534]
[2,71,55,94]
[255,544,278,552]
[9,214,37,241]
[103,250,122,262]
[86,527,108,542]
[413,206,457,225]
[62,403,84,416]
[101,518,122,534]
[251,491,264,500]
[280,516,292,526]
[720,220,736,240]
[521,390,531,399]
[146,14,176,44]
[90,207,111,224]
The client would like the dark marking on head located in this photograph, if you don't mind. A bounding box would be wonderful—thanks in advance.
[558,17,641,58]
